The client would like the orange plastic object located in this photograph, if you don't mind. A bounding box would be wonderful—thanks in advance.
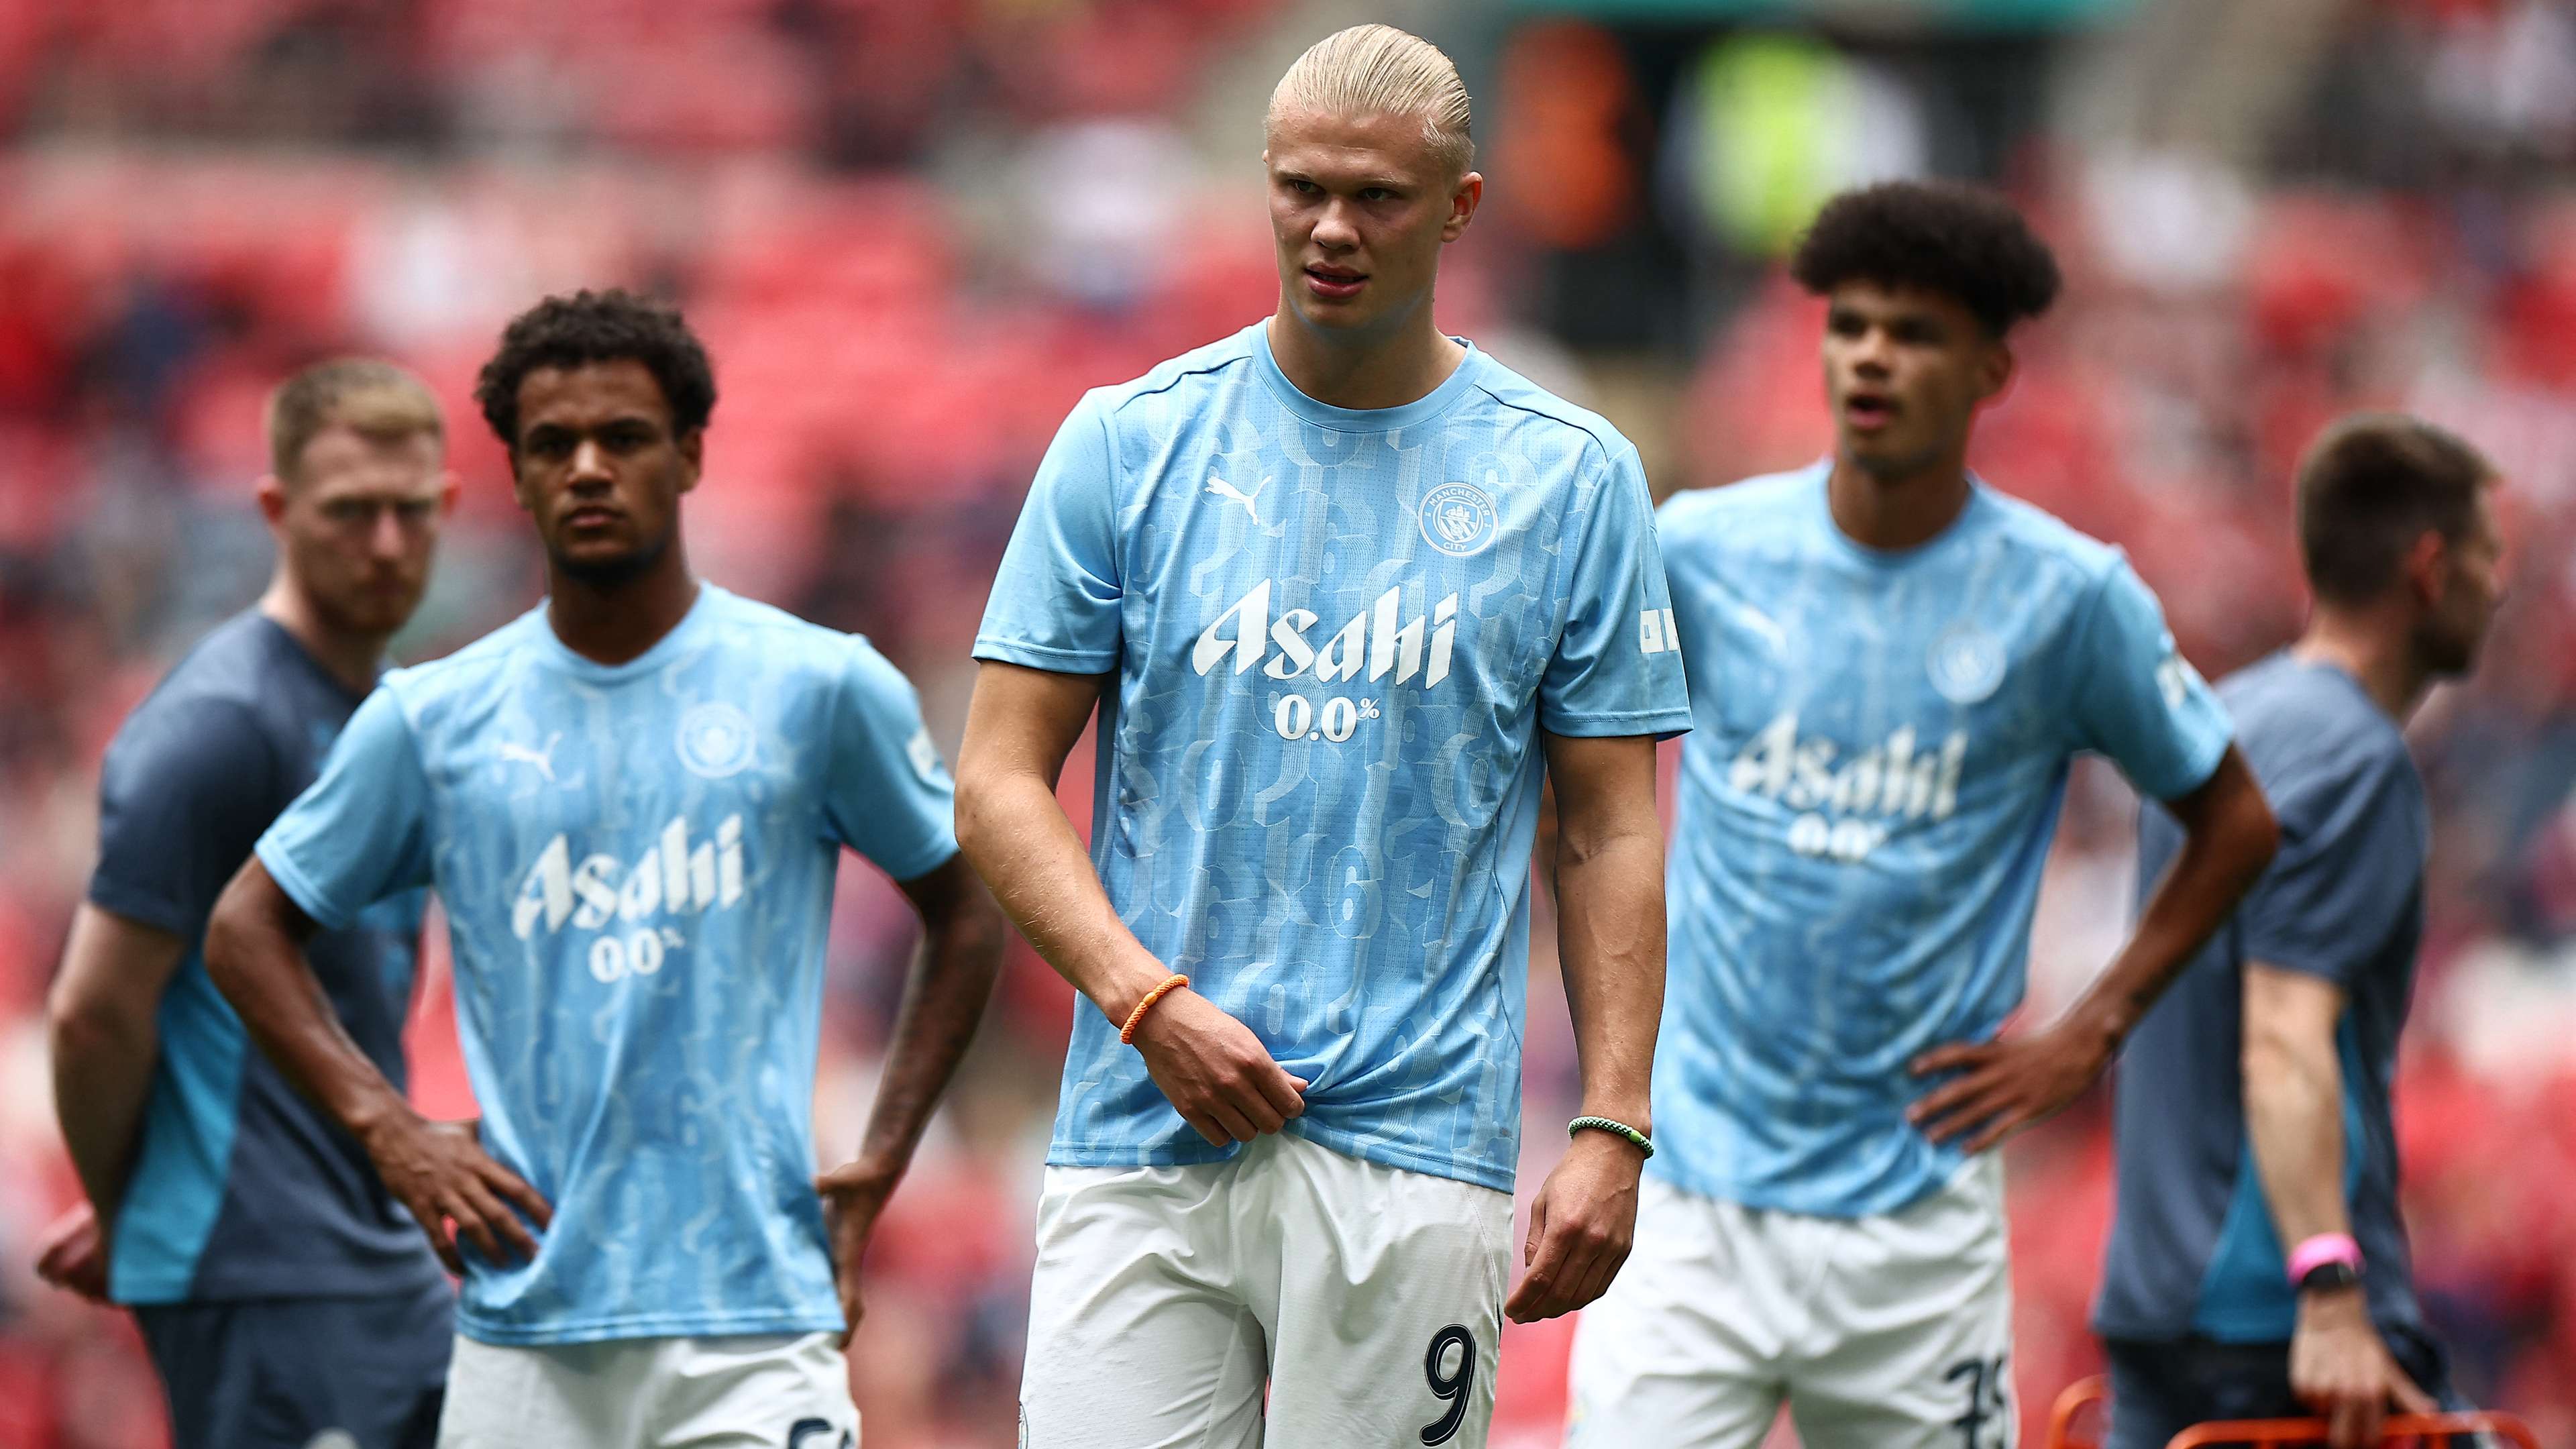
[2045,1376,2111,1449]
[2041,1377,2537,1449]
[2164,1411,2538,1448]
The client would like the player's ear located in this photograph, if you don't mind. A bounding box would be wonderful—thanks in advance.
[256,473,290,526]
[506,448,541,515]
[2404,529,2447,608]
[1443,171,1483,242]
[676,429,704,495]
[1977,336,2015,406]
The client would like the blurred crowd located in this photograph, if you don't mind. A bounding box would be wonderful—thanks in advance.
[2,0,2575,1445]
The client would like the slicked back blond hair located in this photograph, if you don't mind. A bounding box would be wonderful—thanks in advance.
[1267,24,1473,178]
[265,358,445,484]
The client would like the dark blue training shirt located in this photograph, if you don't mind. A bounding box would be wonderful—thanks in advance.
[89,610,443,1304]
[2096,653,2429,1344]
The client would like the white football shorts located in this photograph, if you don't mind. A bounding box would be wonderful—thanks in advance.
[436,1330,859,1448]
[1018,1128,1513,1448]
[1566,1155,2016,1449]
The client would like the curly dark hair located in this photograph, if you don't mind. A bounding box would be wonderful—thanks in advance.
[1789,181,2061,335]
[474,288,718,447]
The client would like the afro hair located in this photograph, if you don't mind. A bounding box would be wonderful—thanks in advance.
[475,288,717,448]
[1789,180,2061,336]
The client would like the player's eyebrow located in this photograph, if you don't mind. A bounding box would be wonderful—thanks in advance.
[529,411,661,436]
[1272,160,1415,193]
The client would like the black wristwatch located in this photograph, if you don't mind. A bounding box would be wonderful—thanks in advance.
[2296,1259,2362,1295]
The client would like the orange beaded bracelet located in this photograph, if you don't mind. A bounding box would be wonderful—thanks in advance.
[1119,973,1191,1044]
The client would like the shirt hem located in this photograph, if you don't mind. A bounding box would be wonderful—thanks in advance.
[876,836,959,885]
[455,1307,843,1346]
[2186,1310,2301,1344]
[2097,1299,2424,1348]
[112,1261,447,1307]
[1646,1155,1951,1219]
[84,879,195,938]
[1048,1126,1515,1195]
[2092,1311,2206,1344]
[2228,946,2357,987]
[1289,1124,1517,1194]
[971,637,1118,674]
[2144,726,2231,804]
[1538,706,1695,740]
[254,836,355,932]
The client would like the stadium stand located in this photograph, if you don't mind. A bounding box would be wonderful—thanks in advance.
[1,1,2574,1444]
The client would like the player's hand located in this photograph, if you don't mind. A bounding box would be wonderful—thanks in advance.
[1128,988,1307,1147]
[359,1112,551,1274]
[1505,1128,1643,1323]
[1907,1017,2117,1153]
[814,1160,898,1346]
[2291,1286,2436,1448]
[34,1203,109,1303]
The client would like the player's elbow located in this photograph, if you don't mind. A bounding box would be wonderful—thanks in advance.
[2183,757,2278,886]
[201,901,251,1006]
[954,877,1010,956]
[48,917,161,1060]
[2239,1012,2328,1099]
[918,855,1012,966]
[2239,1020,2288,1088]
[2233,786,2281,875]
[951,777,996,877]
[47,984,148,1067]
[1554,814,1660,871]
[201,865,280,1006]
[951,761,1027,883]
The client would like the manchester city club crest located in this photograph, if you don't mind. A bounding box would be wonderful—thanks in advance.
[675,700,759,779]
[1417,481,1499,557]
[1927,621,2007,704]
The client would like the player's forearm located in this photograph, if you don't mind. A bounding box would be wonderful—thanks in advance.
[847,868,1010,1183]
[47,906,190,1222]
[2244,1027,2351,1244]
[2066,754,2277,1046]
[1552,828,1664,1126]
[48,1005,158,1220]
[955,767,1170,1023]
[204,865,414,1142]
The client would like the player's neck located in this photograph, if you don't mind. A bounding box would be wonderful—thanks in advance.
[259,576,386,697]
[545,543,701,667]
[1265,309,1464,413]
[1825,453,1973,553]
[2294,610,2432,724]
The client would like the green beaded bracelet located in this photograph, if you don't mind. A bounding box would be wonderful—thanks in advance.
[1568,1115,1654,1159]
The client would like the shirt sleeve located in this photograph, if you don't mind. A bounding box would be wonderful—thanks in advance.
[821,640,960,882]
[2239,747,2423,989]
[254,688,435,932]
[1539,441,1695,738]
[89,696,278,937]
[973,392,1122,674]
[2068,555,2232,801]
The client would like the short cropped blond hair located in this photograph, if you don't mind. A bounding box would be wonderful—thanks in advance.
[1267,24,1473,178]
[264,358,445,484]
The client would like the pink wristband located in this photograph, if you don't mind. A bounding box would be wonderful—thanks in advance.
[2286,1232,2363,1286]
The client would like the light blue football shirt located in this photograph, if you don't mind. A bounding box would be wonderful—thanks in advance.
[255,584,958,1345]
[975,323,1691,1193]
[1654,462,2231,1217]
